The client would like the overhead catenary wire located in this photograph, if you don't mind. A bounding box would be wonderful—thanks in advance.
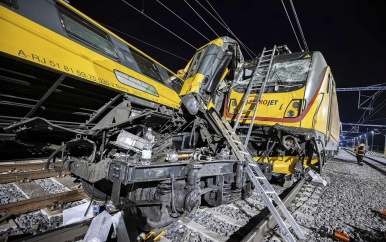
[99,22,189,61]
[281,0,303,52]
[345,91,385,135]
[200,0,256,58]
[156,0,210,42]
[184,0,219,38]
[122,0,197,50]
[289,0,309,52]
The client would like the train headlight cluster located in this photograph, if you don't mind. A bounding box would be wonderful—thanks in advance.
[229,99,238,114]
[284,99,302,118]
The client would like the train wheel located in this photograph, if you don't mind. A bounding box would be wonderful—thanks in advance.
[82,180,109,201]
[128,186,157,231]
[128,185,177,231]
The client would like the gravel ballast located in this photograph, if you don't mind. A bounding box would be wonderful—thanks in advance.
[33,178,68,194]
[285,150,386,241]
[0,183,26,204]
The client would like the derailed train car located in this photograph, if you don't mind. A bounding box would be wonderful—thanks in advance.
[1,0,339,231]
[179,40,341,184]
[226,51,341,182]
[0,1,254,229]
[0,0,183,158]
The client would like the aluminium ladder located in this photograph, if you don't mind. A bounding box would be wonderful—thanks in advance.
[233,47,276,146]
[208,47,305,241]
[209,109,306,241]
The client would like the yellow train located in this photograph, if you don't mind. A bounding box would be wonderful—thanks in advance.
[0,0,339,230]
[179,38,341,183]
[0,1,254,230]
[0,0,183,158]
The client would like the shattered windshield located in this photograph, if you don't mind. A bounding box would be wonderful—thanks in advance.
[268,59,311,84]
[234,58,311,89]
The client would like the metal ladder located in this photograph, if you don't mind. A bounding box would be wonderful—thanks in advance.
[210,47,305,241]
[233,47,276,146]
[209,109,306,241]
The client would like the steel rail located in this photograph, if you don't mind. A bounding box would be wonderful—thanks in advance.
[0,189,87,216]
[0,170,68,184]
[0,159,62,173]
[13,219,92,242]
[343,148,386,176]
[241,178,305,241]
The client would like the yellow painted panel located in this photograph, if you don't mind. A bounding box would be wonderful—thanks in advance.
[226,87,306,127]
[0,5,181,109]
[179,73,205,96]
[253,156,319,174]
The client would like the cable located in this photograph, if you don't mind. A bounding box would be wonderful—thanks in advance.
[156,0,210,42]
[122,0,197,50]
[200,0,256,58]
[289,0,309,51]
[281,0,303,52]
[184,0,219,38]
[99,23,189,61]
[346,91,385,135]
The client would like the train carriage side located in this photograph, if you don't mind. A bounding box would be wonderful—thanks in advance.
[225,51,340,175]
[0,0,183,158]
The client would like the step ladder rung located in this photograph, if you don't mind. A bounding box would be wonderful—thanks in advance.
[264,190,276,194]
[253,176,267,180]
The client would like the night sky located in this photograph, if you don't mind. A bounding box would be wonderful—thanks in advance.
[70,0,386,148]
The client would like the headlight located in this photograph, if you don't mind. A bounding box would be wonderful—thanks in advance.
[229,99,238,114]
[284,99,302,118]
[181,93,199,115]
[287,110,295,117]
[292,102,300,109]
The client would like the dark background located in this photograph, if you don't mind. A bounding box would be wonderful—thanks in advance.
[69,0,386,148]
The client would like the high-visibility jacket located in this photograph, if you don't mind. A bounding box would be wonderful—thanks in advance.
[355,145,366,156]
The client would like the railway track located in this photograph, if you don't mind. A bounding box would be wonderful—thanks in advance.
[163,179,306,242]
[0,157,87,239]
[0,157,314,241]
[0,159,66,184]
[0,189,87,217]
[343,148,386,176]
[0,159,50,173]
[6,178,307,242]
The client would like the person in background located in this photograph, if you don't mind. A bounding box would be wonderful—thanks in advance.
[354,143,366,165]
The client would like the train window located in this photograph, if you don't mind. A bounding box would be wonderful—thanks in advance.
[234,58,311,89]
[114,70,159,97]
[130,50,163,83]
[0,0,18,8]
[129,49,183,92]
[56,3,118,59]
[186,48,205,79]
[267,59,311,84]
